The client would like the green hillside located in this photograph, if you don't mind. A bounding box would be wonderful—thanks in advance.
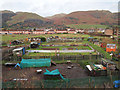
[67,24,110,29]
[7,12,45,25]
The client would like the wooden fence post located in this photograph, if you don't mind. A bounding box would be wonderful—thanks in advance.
[96,55,97,60]
[83,55,84,60]
[63,55,64,61]
[76,55,78,63]
[50,55,51,60]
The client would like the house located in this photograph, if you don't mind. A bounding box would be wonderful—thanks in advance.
[47,29,55,34]
[8,30,17,34]
[76,29,85,33]
[56,30,68,34]
[7,30,24,34]
[0,30,8,34]
[33,30,46,34]
[23,30,31,34]
[84,29,89,34]
[18,30,24,34]
[87,29,95,33]
[97,29,105,34]
[68,29,77,34]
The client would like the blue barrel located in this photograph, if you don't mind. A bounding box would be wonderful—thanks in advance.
[113,80,120,88]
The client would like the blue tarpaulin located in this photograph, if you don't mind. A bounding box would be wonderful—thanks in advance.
[14,63,21,69]
[113,80,120,88]
[22,47,25,55]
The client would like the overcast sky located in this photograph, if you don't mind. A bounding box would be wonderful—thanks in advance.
[0,0,119,17]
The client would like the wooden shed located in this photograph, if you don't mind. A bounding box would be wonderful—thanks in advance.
[106,44,116,52]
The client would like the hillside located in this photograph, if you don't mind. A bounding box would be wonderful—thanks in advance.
[67,24,109,29]
[7,12,46,25]
[1,10,118,29]
[1,10,55,29]
[1,10,16,28]
[46,13,67,20]
[50,10,118,25]
[1,10,68,29]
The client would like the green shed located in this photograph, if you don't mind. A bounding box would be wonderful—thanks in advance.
[20,58,51,68]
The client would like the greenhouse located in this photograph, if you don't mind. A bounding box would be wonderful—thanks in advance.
[20,58,51,68]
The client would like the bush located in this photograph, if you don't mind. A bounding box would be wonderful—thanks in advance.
[63,33,68,34]
[40,37,46,42]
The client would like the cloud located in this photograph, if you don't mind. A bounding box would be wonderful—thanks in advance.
[0,0,119,17]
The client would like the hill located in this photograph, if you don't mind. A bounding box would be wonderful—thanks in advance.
[67,24,109,29]
[1,10,16,28]
[7,12,45,26]
[1,10,118,29]
[49,10,118,25]
[1,10,55,29]
[46,13,67,20]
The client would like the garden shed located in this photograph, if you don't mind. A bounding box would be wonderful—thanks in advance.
[20,58,51,68]
[13,47,25,56]
[30,42,39,48]
[106,44,116,52]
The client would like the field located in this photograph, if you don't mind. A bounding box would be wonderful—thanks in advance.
[24,52,97,57]
[67,24,109,29]
[2,34,90,43]
[2,63,88,80]
[2,33,120,88]
[2,63,89,88]
[2,34,114,59]
[2,61,119,88]
[27,45,92,50]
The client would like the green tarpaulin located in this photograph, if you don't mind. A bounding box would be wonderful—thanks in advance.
[44,69,65,80]
[20,58,51,68]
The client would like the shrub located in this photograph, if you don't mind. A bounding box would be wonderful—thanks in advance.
[40,37,46,42]
[63,33,68,34]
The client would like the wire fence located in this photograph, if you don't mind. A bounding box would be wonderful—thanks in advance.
[3,54,102,61]
[22,55,103,61]
[2,75,119,88]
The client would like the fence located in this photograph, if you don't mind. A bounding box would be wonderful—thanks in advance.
[2,75,119,88]
[23,55,103,61]
[48,40,83,42]
[26,50,94,53]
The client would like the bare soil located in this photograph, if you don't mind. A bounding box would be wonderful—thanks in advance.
[2,63,88,81]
